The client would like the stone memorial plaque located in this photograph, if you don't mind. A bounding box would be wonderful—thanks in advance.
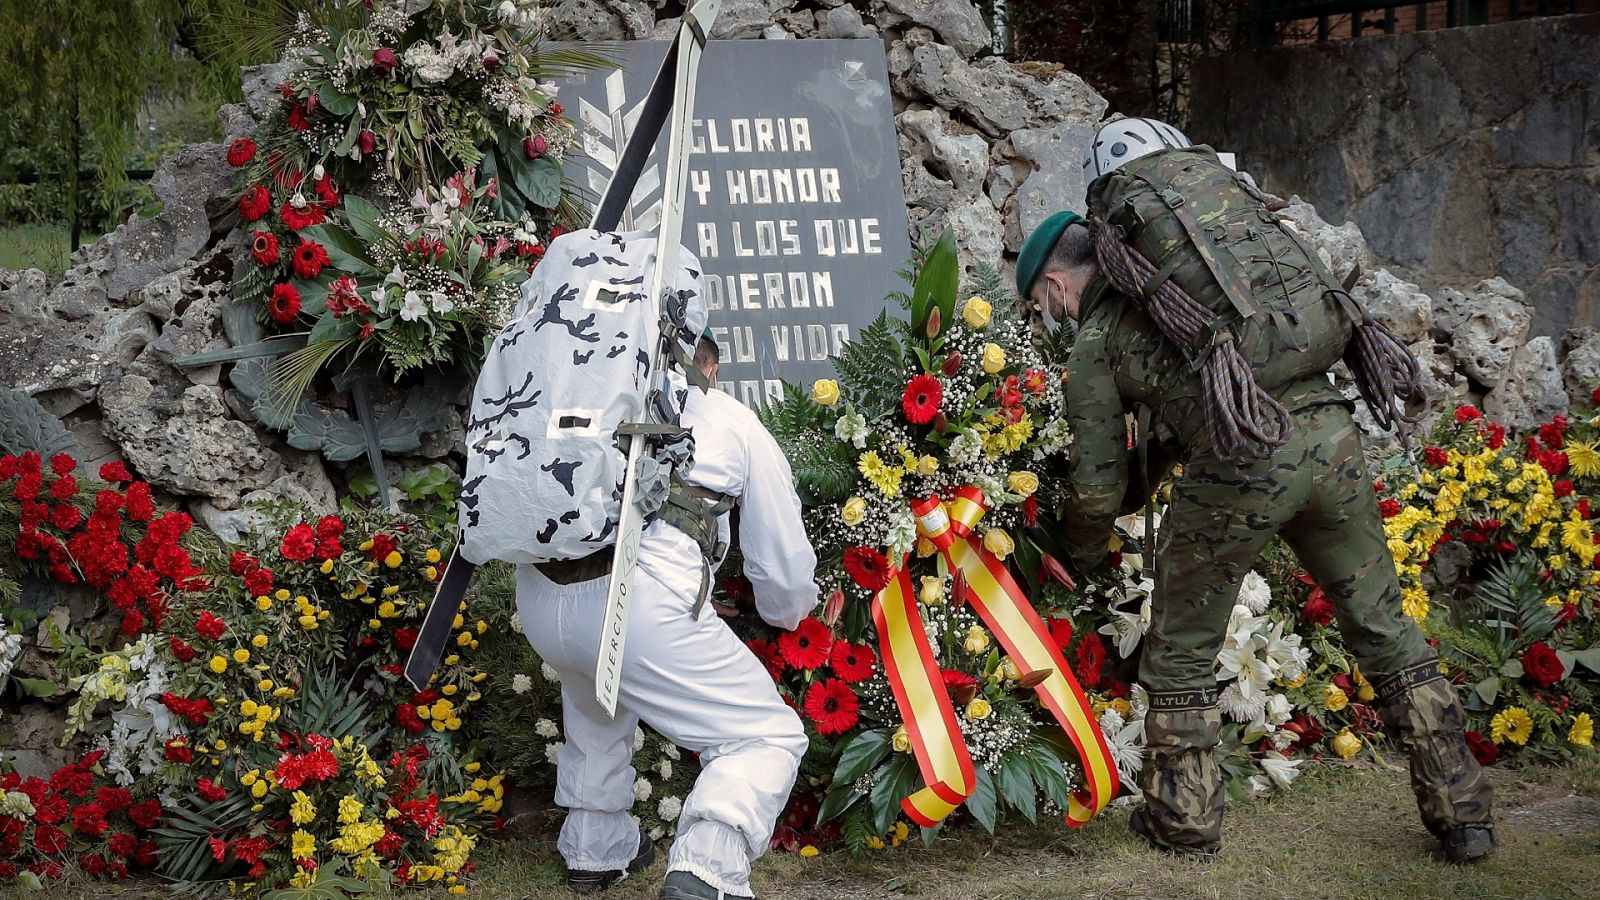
[558,39,912,406]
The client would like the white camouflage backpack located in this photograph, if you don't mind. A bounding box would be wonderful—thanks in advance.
[455,228,709,566]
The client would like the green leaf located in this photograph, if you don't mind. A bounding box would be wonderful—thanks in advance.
[317,88,358,118]
[1473,676,1500,706]
[869,753,917,834]
[511,156,564,210]
[910,228,958,335]
[1571,647,1600,676]
[832,728,892,789]
[966,765,998,834]
[817,784,863,826]
[298,223,377,275]
[11,676,58,699]
[1023,745,1073,812]
[1499,659,1524,680]
[173,335,307,367]
[340,196,388,246]
[996,752,1038,824]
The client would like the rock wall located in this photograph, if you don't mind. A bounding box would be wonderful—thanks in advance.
[1189,14,1600,339]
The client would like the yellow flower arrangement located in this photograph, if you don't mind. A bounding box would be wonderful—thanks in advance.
[1490,706,1534,745]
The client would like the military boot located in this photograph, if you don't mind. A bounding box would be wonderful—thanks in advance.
[1133,688,1224,858]
[1375,659,1495,864]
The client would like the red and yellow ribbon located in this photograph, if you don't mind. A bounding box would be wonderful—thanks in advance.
[871,487,1119,827]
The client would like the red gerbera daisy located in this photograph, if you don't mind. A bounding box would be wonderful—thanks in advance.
[268,283,302,324]
[291,239,331,280]
[250,231,280,266]
[280,202,326,232]
[238,185,272,221]
[940,668,978,699]
[226,137,257,168]
[842,545,892,592]
[901,374,944,426]
[829,641,877,683]
[777,618,833,670]
[802,678,860,736]
[746,638,786,680]
[1074,632,1106,687]
[1047,617,1074,650]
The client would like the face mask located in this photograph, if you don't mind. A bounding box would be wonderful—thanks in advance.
[1040,280,1063,334]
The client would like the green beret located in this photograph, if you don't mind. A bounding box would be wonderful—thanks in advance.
[1015,210,1086,298]
[701,326,716,343]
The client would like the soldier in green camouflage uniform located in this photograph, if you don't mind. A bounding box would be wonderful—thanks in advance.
[1015,211,1494,863]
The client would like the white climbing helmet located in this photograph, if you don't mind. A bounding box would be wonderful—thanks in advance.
[1083,117,1193,180]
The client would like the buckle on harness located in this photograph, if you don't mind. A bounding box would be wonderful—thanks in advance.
[1160,188,1184,209]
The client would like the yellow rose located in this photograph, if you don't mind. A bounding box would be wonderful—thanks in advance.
[917,455,940,477]
[1324,684,1349,712]
[891,725,912,753]
[426,548,442,564]
[1331,729,1362,760]
[384,551,403,568]
[1281,672,1307,689]
[963,625,991,654]
[811,379,840,407]
[983,527,1014,561]
[981,343,1006,375]
[1007,471,1039,496]
[965,698,993,720]
[962,296,992,329]
[999,657,1023,682]
[919,576,945,606]
[841,496,867,526]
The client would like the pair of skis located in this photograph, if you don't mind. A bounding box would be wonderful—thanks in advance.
[406,1,722,719]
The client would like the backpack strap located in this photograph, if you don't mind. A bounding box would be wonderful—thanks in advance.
[1128,172,1264,326]
[655,477,736,618]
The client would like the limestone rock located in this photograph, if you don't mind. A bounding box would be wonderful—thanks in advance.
[901,155,956,215]
[819,5,878,38]
[897,108,989,196]
[1433,277,1532,388]
[871,0,991,56]
[1354,269,1434,345]
[1485,336,1569,430]
[0,703,76,778]
[194,453,337,544]
[545,0,656,40]
[1279,196,1374,285]
[890,40,1105,137]
[1010,121,1097,237]
[99,370,282,507]
[1561,328,1600,400]
[99,143,233,302]
[239,63,293,120]
[712,0,797,39]
[1411,339,1471,431]
[0,268,49,320]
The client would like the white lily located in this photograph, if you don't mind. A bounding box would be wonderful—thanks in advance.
[1098,602,1147,659]
[399,290,428,322]
[384,264,408,287]
[429,291,454,315]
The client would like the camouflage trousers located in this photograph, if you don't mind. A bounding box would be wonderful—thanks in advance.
[1136,403,1491,847]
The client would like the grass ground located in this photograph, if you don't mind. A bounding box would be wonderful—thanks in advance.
[0,224,78,274]
[4,759,1597,899]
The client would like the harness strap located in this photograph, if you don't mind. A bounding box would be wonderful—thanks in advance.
[1135,404,1158,579]
[1130,170,1263,324]
[655,478,736,618]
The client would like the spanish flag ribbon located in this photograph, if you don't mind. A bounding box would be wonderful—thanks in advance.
[872,486,1119,827]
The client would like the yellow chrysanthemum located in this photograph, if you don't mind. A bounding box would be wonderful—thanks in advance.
[1569,712,1594,749]
[1567,440,1600,479]
[1401,586,1430,623]
[1562,518,1597,565]
[290,829,316,860]
[857,451,903,498]
[1490,706,1534,746]
[290,790,316,825]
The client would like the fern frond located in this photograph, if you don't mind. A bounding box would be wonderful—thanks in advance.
[832,310,909,421]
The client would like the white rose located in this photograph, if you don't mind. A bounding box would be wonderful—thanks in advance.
[511,674,532,695]
[657,796,683,821]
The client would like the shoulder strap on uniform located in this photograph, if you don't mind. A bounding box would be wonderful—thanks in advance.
[1128,166,1263,325]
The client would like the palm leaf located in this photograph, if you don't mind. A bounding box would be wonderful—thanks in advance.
[264,337,355,422]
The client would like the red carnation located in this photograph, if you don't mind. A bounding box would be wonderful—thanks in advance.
[778,617,833,670]
[901,374,944,425]
[1466,730,1499,766]
[197,777,227,803]
[1555,479,1575,498]
[125,482,154,522]
[394,628,419,650]
[396,704,425,734]
[745,638,786,680]
[1522,641,1566,687]
[226,138,257,168]
[842,545,892,593]
[34,824,68,855]
[1422,446,1449,468]
[1301,586,1336,627]
[49,504,81,530]
[1539,450,1569,478]
[98,461,132,483]
[316,515,345,539]
[239,185,271,221]
[829,641,877,683]
[50,766,92,799]
[49,475,77,501]
[96,786,133,812]
[1486,423,1507,450]
[163,737,192,764]
[291,239,331,280]
[244,567,274,597]
[1454,404,1482,424]
[802,678,860,736]
[268,283,303,324]
[128,799,161,830]
[279,523,317,561]
[50,454,75,476]
[121,609,146,636]
[941,668,978,696]
[228,552,260,576]
[250,230,280,266]
[1378,498,1401,518]
[72,802,109,837]
[195,611,226,641]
